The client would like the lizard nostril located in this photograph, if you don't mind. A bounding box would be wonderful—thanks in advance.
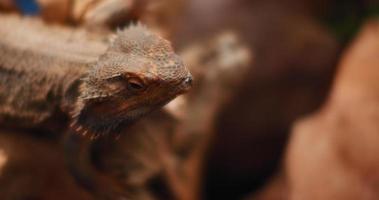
[178,76,192,93]
[183,76,193,87]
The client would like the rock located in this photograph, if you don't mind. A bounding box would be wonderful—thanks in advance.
[285,20,379,200]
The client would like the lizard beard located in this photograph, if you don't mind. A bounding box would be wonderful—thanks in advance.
[69,100,152,139]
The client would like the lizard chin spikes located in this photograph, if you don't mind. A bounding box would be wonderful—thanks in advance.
[69,119,104,140]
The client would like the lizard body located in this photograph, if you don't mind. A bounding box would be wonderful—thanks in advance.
[0,14,192,137]
[0,14,106,127]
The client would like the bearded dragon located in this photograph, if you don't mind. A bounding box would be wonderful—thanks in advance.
[0,14,192,138]
[78,31,252,200]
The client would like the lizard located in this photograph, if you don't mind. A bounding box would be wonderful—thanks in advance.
[0,14,192,139]
[77,31,252,200]
[0,30,251,200]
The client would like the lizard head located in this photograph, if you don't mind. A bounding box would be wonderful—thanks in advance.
[70,24,192,138]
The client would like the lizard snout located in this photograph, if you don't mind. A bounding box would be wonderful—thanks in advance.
[183,76,193,87]
[178,75,193,93]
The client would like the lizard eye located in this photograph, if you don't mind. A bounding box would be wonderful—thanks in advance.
[127,77,146,92]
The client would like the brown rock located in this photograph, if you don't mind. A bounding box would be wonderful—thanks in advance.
[285,20,379,200]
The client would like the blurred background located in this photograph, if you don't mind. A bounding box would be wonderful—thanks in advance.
[0,0,379,199]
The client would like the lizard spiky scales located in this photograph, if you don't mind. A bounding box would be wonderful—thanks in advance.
[0,14,192,137]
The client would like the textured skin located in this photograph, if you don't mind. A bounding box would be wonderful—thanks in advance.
[0,14,192,137]
[0,15,103,127]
